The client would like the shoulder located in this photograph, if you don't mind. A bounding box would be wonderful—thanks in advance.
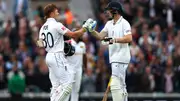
[39,25,44,33]
[56,22,67,30]
[79,41,85,46]
[55,22,63,27]
[122,18,130,25]
[106,20,113,26]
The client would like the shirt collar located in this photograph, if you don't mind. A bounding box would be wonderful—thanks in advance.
[113,16,123,24]
[47,18,56,22]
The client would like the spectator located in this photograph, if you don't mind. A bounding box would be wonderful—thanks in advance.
[132,6,147,29]
[0,65,6,90]
[7,62,25,101]
[5,54,22,71]
[0,54,4,67]
[136,49,148,73]
[138,31,153,46]
[150,55,163,92]
[140,69,151,92]
[145,66,155,92]
[82,67,96,93]
[162,57,176,93]
[16,41,30,62]
[3,37,13,61]
[173,3,180,29]
[64,7,74,28]
[126,63,138,92]
[36,58,50,92]
[23,56,37,88]
[13,0,28,30]
[95,46,108,92]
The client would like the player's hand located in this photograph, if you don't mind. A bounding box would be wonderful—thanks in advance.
[36,39,44,47]
[102,37,116,44]
[87,20,97,32]
[82,18,94,31]
[82,18,97,32]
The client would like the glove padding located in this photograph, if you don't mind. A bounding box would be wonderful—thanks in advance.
[82,18,94,30]
[87,20,97,32]
[64,41,75,56]
[82,18,97,32]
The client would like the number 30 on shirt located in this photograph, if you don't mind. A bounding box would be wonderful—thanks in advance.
[41,32,54,48]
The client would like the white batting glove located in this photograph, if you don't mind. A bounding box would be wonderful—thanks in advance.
[87,20,97,32]
[82,18,94,31]
[36,39,44,47]
[102,37,116,44]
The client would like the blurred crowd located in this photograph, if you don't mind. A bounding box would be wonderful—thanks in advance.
[0,0,180,96]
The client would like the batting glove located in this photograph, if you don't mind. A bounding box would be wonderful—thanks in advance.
[82,18,94,31]
[88,20,97,32]
[102,37,116,44]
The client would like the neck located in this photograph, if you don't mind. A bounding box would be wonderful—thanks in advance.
[113,15,121,24]
[48,17,54,19]
[74,38,79,43]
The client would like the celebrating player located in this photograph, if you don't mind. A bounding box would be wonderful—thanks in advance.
[87,1,132,101]
[36,4,95,101]
[66,31,87,101]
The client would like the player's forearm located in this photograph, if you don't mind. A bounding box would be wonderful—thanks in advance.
[71,28,86,38]
[91,30,104,40]
[106,85,110,93]
[115,34,132,43]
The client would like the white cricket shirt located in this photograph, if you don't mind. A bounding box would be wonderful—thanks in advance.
[67,39,86,70]
[39,18,69,53]
[101,16,131,63]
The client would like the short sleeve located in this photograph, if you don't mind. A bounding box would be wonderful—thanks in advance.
[38,27,43,39]
[56,22,69,35]
[123,20,131,36]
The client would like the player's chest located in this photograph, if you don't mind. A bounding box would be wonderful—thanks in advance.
[76,45,84,53]
[107,23,123,37]
[72,43,84,54]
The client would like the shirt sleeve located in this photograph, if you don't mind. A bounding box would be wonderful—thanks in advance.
[38,28,43,39]
[56,22,69,35]
[123,20,131,36]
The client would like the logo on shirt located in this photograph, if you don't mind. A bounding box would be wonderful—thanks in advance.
[80,46,84,48]
[61,26,66,31]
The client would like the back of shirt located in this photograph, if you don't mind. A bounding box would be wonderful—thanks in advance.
[39,18,69,53]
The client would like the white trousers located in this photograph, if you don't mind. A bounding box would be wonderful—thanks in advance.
[110,62,128,101]
[45,52,74,101]
[50,83,73,101]
[65,68,82,101]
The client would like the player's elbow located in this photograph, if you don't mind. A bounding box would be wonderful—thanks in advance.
[128,35,133,42]
[70,33,77,39]
[126,34,132,43]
